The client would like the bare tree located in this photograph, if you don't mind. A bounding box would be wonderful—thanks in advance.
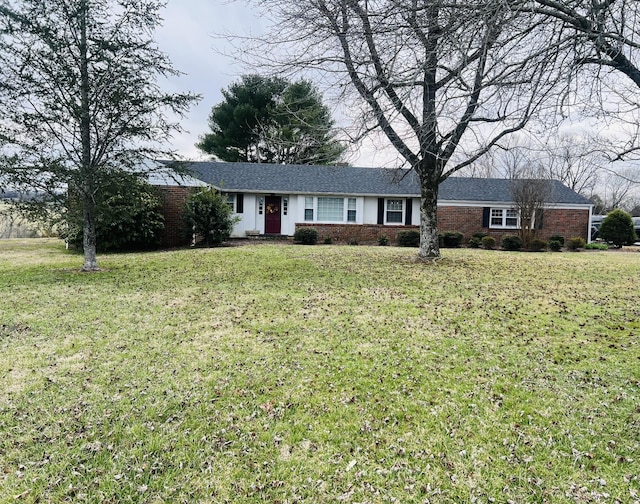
[240,0,562,259]
[511,1,640,162]
[602,168,638,211]
[476,139,552,247]
[510,168,552,248]
[514,0,640,88]
[543,134,601,196]
[461,131,605,201]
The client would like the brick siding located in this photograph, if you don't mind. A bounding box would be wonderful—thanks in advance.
[295,223,419,245]
[296,206,590,245]
[158,188,590,248]
[157,186,194,247]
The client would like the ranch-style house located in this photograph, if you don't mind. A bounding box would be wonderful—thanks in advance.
[153,161,593,247]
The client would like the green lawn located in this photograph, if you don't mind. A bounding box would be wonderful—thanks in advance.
[1,239,639,503]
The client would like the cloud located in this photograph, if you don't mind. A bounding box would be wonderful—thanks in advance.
[155,1,265,159]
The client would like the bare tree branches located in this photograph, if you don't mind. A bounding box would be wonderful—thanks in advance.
[241,0,564,258]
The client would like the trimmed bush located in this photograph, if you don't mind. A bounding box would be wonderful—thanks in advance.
[323,236,333,245]
[397,230,420,247]
[293,227,318,245]
[529,238,548,252]
[501,234,523,251]
[481,236,496,250]
[598,209,637,247]
[549,239,563,252]
[549,234,565,245]
[184,188,238,247]
[468,237,482,248]
[566,237,586,251]
[585,242,609,250]
[378,235,389,246]
[440,231,464,248]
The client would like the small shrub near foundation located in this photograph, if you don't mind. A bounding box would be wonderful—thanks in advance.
[566,237,586,251]
[397,230,420,247]
[501,235,523,251]
[293,227,318,245]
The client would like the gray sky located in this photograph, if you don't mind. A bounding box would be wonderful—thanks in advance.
[154,1,393,167]
[155,1,265,161]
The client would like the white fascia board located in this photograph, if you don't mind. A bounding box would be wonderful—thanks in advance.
[439,199,592,210]
[225,190,419,198]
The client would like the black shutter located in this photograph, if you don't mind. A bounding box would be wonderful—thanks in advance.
[535,208,543,229]
[482,207,490,228]
[378,198,385,225]
[236,193,244,214]
[405,198,413,225]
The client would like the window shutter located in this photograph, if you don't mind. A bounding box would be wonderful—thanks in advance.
[236,193,244,214]
[378,198,385,225]
[535,208,543,229]
[482,207,490,227]
[405,198,413,225]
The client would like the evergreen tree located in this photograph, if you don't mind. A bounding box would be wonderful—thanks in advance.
[599,209,637,248]
[198,75,345,165]
[0,0,199,271]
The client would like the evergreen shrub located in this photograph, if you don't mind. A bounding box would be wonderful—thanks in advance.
[501,235,523,251]
[397,230,420,247]
[293,227,318,245]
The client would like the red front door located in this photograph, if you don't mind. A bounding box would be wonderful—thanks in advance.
[264,196,282,234]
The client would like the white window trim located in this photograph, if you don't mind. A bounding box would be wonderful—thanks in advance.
[385,198,405,225]
[302,196,359,223]
[489,207,520,229]
[224,193,236,213]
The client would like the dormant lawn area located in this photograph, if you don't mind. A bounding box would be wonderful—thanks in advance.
[1,240,639,503]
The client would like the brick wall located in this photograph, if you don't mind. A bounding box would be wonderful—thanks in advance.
[437,206,484,239]
[436,206,589,242]
[295,223,419,244]
[158,191,590,248]
[157,186,194,247]
[296,206,590,245]
[536,208,590,241]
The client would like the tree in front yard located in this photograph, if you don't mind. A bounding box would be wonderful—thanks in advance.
[198,75,346,165]
[0,0,199,271]
[236,1,563,259]
[64,173,165,253]
[184,188,239,247]
[598,209,637,248]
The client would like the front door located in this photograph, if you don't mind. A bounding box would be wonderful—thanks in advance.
[264,196,282,234]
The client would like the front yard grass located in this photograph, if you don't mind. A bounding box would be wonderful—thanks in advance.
[1,240,639,503]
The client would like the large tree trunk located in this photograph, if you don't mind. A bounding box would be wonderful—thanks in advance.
[78,1,99,272]
[81,194,99,272]
[418,178,440,259]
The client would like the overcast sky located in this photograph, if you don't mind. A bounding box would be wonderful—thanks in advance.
[154,1,396,167]
[155,1,266,161]
[151,2,639,203]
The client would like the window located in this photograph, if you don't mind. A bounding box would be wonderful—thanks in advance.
[225,194,235,212]
[347,198,356,222]
[304,197,314,221]
[283,197,288,216]
[223,193,243,213]
[490,208,520,228]
[386,199,403,223]
[304,197,357,222]
[317,197,344,221]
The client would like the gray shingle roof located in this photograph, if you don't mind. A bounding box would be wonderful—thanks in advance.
[176,161,591,206]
